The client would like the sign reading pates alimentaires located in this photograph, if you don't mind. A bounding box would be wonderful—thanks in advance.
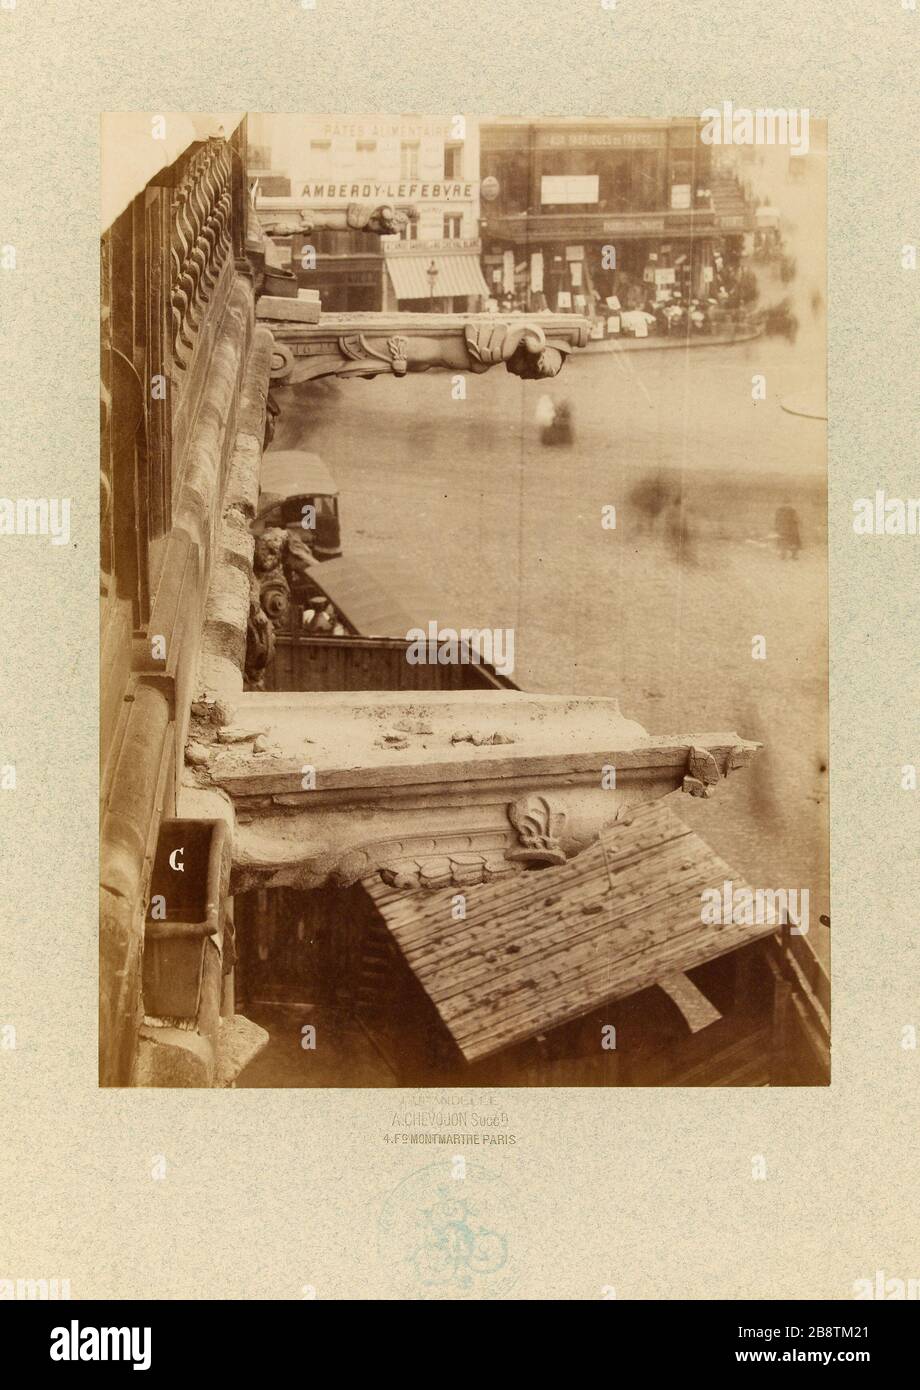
[300,181,476,202]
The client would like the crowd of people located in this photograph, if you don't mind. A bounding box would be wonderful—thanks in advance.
[596,248,761,339]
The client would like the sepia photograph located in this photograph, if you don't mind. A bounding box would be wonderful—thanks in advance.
[100,110,828,1091]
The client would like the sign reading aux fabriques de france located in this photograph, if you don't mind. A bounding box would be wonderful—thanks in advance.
[301,181,477,203]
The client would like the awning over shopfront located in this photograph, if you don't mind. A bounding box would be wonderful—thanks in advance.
[364,799,777,1061]
[385,251,490,301]
[305,554,444,638]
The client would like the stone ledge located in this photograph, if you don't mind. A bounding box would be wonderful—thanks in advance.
[173,277,255,561]
[191,320,273,722]
[131,1014,269,1088]
[214,1015,270,1086]
[133,1025,215,1087]
[235,326,275,446]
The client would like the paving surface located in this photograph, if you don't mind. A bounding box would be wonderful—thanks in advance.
[270,323,829,959]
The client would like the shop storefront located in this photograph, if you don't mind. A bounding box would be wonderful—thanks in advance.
[250,114,485,314]
[294,254,384,313]
[480,218,717,318]
[382,237,490,312]
[479,120,751,331]
[256,229,387,312]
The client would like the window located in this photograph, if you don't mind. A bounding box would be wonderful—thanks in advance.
[443,144,463,179]
[482,152,530,214]
[443,213,462,240]
[538,151,600,209]
[400,142,419,180]
[355,139,376,178]
[399,220,419,242]
[308,140,332,180]
[632,151,662,211]
[670,158,694,211]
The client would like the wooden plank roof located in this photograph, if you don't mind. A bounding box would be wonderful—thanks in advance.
[364,798,775,1062]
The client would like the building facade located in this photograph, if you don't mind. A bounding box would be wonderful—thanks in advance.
[479,118,755,319]
[100,115,276,1085]
[248,113,489,312]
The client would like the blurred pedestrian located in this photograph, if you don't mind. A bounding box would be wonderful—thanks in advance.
[541,398,574,446]
[535,393,555,443]
[774,502,802,559]
[630,473,672,532]
[665,494,698,566]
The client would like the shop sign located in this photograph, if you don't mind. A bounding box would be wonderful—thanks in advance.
[301,181,476,203]
[384,238,481,254]
[541,175,599,205]
[318,269,379,285]
[603,217,666,233]
[535,129,667,149]
[314,119,452,140]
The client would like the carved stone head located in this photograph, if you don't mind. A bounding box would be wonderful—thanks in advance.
[254,527,287,574]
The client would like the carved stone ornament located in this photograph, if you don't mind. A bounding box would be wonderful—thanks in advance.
[266,312,590,386]
[168,138,233,370]
[387,335,409,376]
[193,691,761,892]
[464,321,563,380]
[257,201,420,238]
[682,746,723,798]
[345,202,419,235]
[506,794,568,866]
[378,850,517,893]
[339,332,410,376]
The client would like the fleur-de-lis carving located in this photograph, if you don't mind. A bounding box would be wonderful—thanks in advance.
[388,335,409,376]
[506,795,567,866]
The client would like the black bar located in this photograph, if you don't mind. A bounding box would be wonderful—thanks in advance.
[2,1298,912,1374]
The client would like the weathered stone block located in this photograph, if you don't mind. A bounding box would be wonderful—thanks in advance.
[132,1026,214,1087]
[256,295,322,323]
[214,1015,270,1086]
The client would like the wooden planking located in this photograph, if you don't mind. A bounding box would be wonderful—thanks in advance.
[264,623,514,694]
[665,1026,772,1087]
[366,799,777,1062]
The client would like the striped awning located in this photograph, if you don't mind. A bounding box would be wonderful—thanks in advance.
[385,252,490,301]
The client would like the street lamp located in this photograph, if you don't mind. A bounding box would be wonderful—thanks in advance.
[426,259,439,310]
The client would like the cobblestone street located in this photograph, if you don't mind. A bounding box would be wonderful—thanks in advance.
[273,325,829,957]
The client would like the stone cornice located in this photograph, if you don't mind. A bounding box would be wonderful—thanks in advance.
[181,692,760,892]
[265,312,590,385]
